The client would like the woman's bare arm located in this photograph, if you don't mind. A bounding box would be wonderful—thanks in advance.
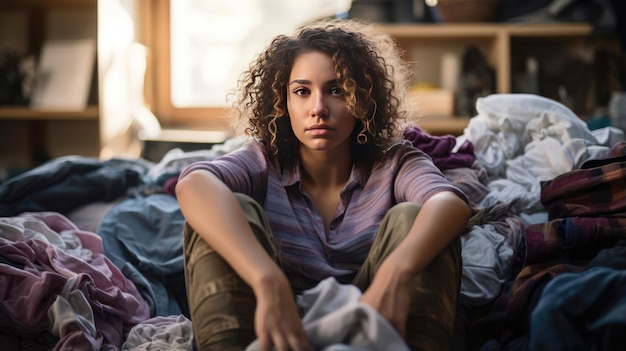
[176,170,312,351]
[177,170,280,287]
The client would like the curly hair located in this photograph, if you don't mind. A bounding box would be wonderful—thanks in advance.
[229,18,413,169]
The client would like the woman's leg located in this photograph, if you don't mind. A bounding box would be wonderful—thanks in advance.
[183,193,277,351]
[352,202,462,351]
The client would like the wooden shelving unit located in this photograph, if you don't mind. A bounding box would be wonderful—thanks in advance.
[376,22,606,135]
[379,22,594,93]
[0,0,99,172]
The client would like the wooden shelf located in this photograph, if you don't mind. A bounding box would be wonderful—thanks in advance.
[0,0,95,9]
[504,23,593,36]
[377,22,593,38]
[0,106,98,120]
[415,115,470,136]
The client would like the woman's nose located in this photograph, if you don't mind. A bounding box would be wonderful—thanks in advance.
[311,94,328,118]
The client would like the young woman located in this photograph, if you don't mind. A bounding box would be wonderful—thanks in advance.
[176,19,471,351]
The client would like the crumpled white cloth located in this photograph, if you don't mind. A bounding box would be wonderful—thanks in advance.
[122,315,193,351]
[464,93,598,178]
[463,93,625,224]
[455,94,626,307]
[246,277,410,351]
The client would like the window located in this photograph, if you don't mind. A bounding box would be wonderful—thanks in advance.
[144,0,352,130]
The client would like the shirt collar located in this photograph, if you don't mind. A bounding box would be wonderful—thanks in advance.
[281,161,367,190]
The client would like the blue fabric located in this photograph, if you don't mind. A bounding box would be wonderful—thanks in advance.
[98,193,186,317]
[530,266,626,350]
[0,156,150,216]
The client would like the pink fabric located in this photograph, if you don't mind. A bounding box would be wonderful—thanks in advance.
[0,212,150,350]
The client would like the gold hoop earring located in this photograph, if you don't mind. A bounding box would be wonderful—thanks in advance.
[357,115,370,144]
[357,131,368,144]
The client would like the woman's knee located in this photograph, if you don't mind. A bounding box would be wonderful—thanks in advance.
[377,202,423,242]
[385,202,422,223]
[233,193,276,258]
[183,222,215,269]
[233,192,263,216]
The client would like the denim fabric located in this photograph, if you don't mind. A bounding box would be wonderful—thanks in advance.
[184,194,461,351]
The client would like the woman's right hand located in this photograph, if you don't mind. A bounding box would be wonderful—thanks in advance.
[253,274,313,351]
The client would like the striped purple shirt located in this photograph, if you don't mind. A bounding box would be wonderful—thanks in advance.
[179,140,467,292]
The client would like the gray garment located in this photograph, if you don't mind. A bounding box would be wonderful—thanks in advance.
[245,277,410,351]
[123,315,194,351]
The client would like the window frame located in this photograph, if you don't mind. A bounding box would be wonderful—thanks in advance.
[141,0,232,130]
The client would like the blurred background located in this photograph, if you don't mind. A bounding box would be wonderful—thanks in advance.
[0,0,624,180]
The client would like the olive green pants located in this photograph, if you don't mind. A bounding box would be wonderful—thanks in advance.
[183,193,462,351]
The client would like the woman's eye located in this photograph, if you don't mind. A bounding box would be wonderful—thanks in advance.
[294,88,309,96]
[330,87,343,95]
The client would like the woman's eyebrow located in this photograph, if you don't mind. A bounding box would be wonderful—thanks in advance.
[289,79,310,86]
[289,79,338,86]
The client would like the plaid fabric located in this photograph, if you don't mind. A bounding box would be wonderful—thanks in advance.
[524,141,626,266]
[469,142,626,349]
[540,142,626,219]
[524,217,626,266]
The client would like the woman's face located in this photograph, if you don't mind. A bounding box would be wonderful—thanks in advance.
[287,51,355,154]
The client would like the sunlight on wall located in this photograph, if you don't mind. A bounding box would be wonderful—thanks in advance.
[98,0,160,159]
[170,0,353,107]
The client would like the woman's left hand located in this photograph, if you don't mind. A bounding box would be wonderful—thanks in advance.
[360,259,413,339]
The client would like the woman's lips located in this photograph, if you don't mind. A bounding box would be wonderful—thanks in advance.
[306,125,333,136]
